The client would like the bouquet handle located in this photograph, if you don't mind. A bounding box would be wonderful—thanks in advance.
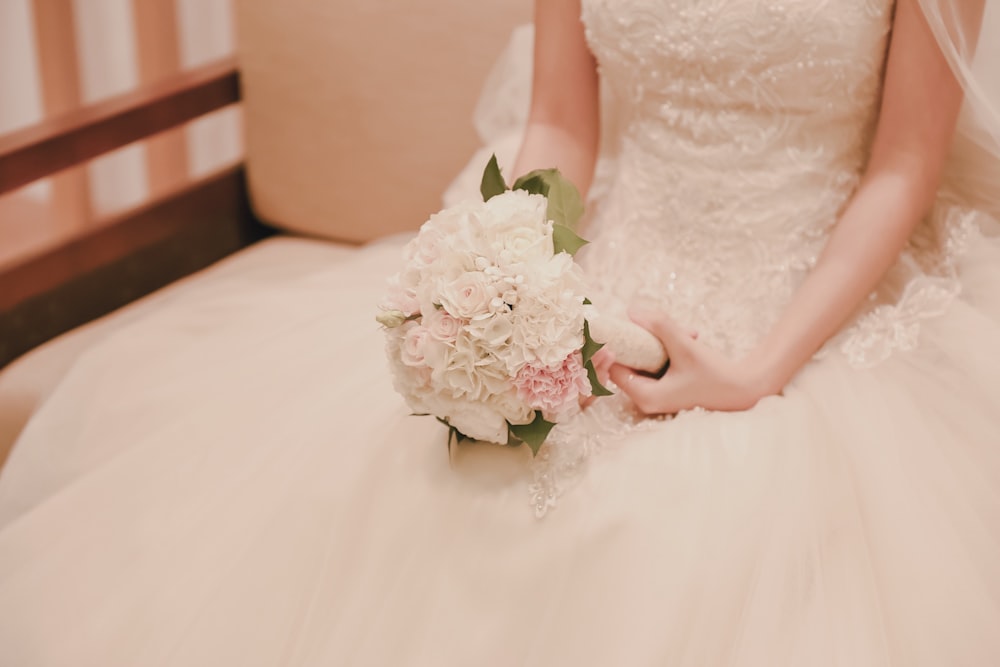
[585,309,668,374]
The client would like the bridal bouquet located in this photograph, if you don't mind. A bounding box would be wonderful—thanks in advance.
[376,156,613,453]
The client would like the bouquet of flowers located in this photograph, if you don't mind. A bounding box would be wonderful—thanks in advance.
[376,156,614,453]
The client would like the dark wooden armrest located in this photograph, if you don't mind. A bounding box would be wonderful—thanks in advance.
[0,56,239,195]
[0,56,272,369]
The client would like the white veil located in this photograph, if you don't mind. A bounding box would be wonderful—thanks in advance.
[917,0,1000,220]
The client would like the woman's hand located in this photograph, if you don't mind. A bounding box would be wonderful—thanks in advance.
[608,310,778,415]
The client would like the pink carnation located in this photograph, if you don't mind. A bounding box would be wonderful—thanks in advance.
[513,353,592,419]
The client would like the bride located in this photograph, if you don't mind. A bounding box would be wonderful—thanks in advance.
[1,0,999,664]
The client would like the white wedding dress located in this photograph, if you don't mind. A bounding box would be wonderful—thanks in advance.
[2,1,1000,665]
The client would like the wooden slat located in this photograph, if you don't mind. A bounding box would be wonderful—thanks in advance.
[0,56,239,196]
[0,165,270,367]
[133,0,189,197]
[0,192,57,270]
[32,0,93,232]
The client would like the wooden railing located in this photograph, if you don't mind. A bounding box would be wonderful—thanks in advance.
[3,1,236,251]
[0,56,266,368]
[0,57,239,196]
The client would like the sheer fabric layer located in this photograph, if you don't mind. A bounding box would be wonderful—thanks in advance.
[0,240,998,665]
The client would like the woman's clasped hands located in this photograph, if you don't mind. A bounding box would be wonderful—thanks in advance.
[590,309,778,415]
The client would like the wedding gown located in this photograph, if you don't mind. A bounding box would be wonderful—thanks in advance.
[2,1,1000,665]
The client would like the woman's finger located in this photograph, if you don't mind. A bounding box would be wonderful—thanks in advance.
[608,363,662,413]
[610,361,695,415]
[591,347,615,369]
[591,348,615,385]
[628,308,690,358]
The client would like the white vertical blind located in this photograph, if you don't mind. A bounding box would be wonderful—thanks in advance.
[73,0,149,216]
[176,0,241,178]
[0,0,48,203]
[0,1,45,135]
[0,0,239,270]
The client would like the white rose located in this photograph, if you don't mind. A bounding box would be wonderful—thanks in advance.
[495,234,552,268]
[445,399,510,444]
[423,198,480,236]
[439,272,498,320]
[492,389,535,426]
[483,191,553,262]
[483,190,549,231]
[424,308,463,342]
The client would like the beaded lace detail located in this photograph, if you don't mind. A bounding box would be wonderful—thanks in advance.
[526,0,986,515]
[579,0,897,354]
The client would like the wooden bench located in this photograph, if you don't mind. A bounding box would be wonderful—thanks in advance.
[0,0,532,468]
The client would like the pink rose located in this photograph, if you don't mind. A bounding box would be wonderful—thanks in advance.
[425,308,463,342]
[439,272,496,319]
[401,324,431,367]
[512,353,592,420]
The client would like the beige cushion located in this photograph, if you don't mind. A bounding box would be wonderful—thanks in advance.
[237,0,532,243]
[0,237,354,466]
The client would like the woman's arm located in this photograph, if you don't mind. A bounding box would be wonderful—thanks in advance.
[748,0,967,394]
[511,0,601,196]
[611,0,968,414]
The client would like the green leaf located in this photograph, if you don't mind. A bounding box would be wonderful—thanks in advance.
[586,360,614,398]
[512,173,547,197]
[542,174,585,229]
[437,417,456,454]
[480,154,508,202]
[437,418,455,455]
[580,319,604,366]
[552,223,589,256]
[508,411,557,456]
[513,168,585,229]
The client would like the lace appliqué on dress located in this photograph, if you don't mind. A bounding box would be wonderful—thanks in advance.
[833,204,985,368]
[839,277,960,367]
[528,392,666,518]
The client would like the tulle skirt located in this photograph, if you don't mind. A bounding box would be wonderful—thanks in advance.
[0,231,998,666]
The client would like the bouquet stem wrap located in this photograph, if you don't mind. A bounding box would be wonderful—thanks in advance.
[584,309,668,374]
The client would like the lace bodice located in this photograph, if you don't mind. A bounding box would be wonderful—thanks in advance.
[580,0,899,355]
